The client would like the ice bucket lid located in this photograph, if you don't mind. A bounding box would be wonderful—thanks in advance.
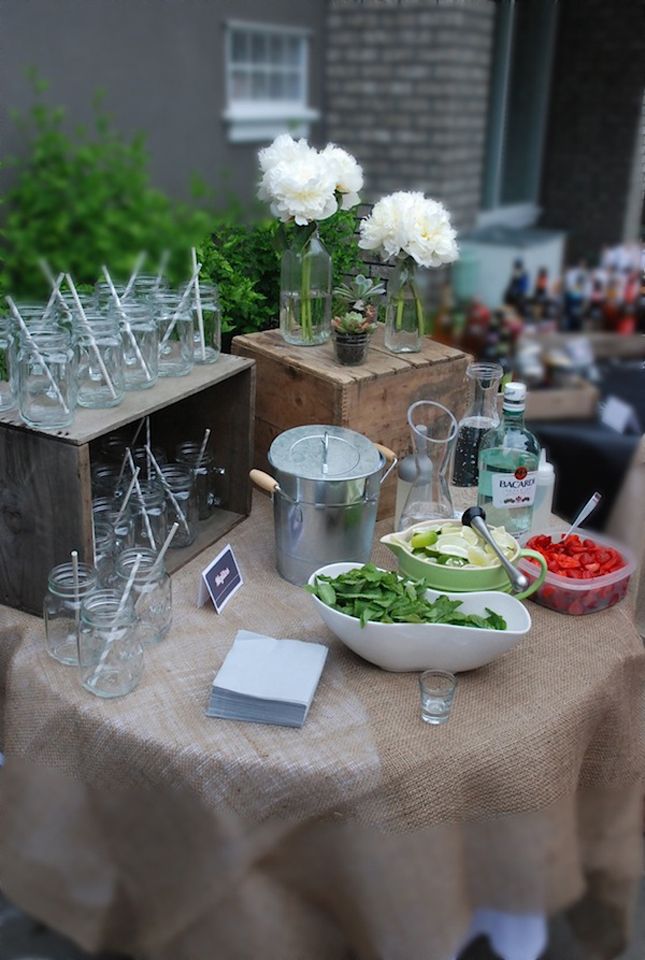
[268,425,382,481]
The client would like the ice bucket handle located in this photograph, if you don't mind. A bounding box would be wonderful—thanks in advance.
[374,443,398,484]
[250,469,280,496]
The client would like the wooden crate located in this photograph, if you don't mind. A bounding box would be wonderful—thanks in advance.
[525,382,599,421]
[232,327,470,519]
[0,356,255,615]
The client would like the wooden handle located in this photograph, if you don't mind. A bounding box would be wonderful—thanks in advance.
[374,443,397,464]
[249,469,279,495]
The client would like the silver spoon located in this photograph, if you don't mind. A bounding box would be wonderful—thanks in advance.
[564,491,602,538]
[461,506,529,595]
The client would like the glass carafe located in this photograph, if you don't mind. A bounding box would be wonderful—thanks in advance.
[399,400,458,531]
[451,362,503,488]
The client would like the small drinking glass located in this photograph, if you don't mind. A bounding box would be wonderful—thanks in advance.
[418,670,457,725]
[156,295,194,378]
[44,561,98,665]
[190,282,221,364]
[115,547,172,646]
[79,590,143,698]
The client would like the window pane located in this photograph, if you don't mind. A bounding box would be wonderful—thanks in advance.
[286,36,301,66]
[284,71,302,101]
[231,70,251,100]
[231,31,247,63]
[251,33,268,64]
[269,73,285,99]
[269,35,284,65]
[251,70,269,99]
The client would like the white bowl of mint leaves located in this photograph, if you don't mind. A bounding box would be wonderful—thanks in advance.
[306,563,531,672]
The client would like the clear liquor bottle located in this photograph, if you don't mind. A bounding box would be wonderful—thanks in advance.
[477,382,540,536]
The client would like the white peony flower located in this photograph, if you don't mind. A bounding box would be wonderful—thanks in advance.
[359,191,458,266]
[258,134,311,173]
[259,145,338,226]
[321,144,363,210]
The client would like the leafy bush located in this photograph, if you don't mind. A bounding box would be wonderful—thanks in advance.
[0,80,213,296]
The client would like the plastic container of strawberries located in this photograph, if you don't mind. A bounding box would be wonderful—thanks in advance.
[518,529,635,615]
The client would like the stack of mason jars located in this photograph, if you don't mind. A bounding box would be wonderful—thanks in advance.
[0,276,222,429]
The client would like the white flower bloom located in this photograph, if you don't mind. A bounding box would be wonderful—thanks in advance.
[321,144,363,207]
[258,134,310,173]
[260,146,338,225]
[359,191,458,267]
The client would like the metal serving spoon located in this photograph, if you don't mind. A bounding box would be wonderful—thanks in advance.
[461,506,529,595]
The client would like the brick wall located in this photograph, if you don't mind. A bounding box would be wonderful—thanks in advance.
[325,0,495,235]
[539,0,645,261]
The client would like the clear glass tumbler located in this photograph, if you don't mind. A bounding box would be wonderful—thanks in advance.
[115,547,172,646]
[175,441,226,519]
[156,295,194,377]
[160,463,197,547]
[76,314,125,409]
[79,590,143,698]
[0,316,16,412]
[190,282,221,364]
[16,327,76,429]
[418,670,457,725]
[44,561,98,665]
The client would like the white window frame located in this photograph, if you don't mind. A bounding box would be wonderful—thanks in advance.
[223,20,319,143]
[478,0,557,229]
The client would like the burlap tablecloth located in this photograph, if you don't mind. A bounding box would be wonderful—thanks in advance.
[0,494,643,960]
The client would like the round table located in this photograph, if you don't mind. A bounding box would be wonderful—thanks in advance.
[0,495,643,960]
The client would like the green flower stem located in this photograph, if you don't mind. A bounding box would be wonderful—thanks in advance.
[395,290,405,332]
[301,248,312,341]
[412,283,425,335]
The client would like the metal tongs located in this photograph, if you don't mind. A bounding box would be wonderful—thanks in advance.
[462,506,529,595]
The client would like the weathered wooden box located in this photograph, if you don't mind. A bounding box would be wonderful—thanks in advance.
[232,327,470,518]
[0,356,255,615]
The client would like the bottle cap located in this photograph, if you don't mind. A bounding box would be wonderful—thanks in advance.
[503,381,526,403]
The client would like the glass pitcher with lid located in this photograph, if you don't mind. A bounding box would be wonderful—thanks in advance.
[451,362,503,488]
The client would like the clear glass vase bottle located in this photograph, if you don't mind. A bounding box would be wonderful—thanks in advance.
[384,257,424,353]
[399,401,459,531]
[451,362,503,487]
[280,230,332,346]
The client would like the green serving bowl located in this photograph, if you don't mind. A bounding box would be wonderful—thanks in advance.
[381,520,547,600]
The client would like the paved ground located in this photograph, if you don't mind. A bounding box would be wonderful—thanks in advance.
[0,876,643,959]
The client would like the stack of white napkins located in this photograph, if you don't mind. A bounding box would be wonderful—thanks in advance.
[206,630,328,728]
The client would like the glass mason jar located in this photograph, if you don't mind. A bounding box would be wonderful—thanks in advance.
[175,441,226,519]
[156,295,194,377]
[0,316,16,412]
[160,464,197,547]
[79,590,143,698]
[115,548,172,646]
[93,517,117,585]
[129,274,168,304]
[76,313,125,409]
[95,280,124,312]
[280,230,332,346]
[99,432,130,465]
[131,479,167,551]
[384,257,425,354]
[190,282,221,364]
[117,301,159,391]
[16,327,76,429]
[92,463,125,499]
[44,561,98,665]
[93,497,135,554]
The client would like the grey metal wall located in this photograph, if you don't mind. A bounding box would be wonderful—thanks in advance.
[0,0,326,207]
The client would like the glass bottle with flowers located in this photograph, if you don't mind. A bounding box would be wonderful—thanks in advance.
[358,192,459,353]
[331,274,385,365]
[258,136,363,346]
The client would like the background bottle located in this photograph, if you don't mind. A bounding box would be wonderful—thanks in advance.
[531,448,555,532]
[477,382,540,536]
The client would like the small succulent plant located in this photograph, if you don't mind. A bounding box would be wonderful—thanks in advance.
[333,274,386,312]
[332,309,377,336]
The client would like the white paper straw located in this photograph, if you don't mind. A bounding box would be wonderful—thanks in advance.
[113,465,141,526]
[65,274,118,400]
[6,297,71,414]
[191,246,206,360]
[145,445,191,536]
[43,272,65,319]
[127,448,156,549]
[146,417,152,481]
[159,262,202,349]
[122,251,147,300]
[71,549,80,631]
[154,249,170,289]
[195,428,211,472]
[133,521,178,614]
[101,265,153,381]
[89,553,142,687]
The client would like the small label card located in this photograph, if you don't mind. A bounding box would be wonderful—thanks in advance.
[197,543,243,613]
[600,395,641,435]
